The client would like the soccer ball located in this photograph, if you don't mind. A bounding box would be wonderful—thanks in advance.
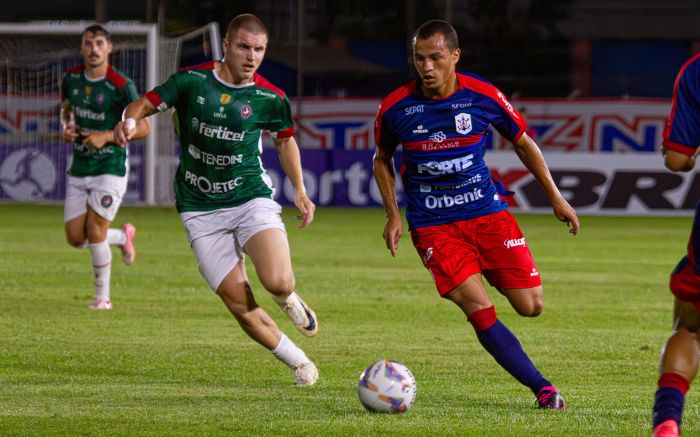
[357,359,417,413]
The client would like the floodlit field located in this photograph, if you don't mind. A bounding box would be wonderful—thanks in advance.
[1,204,697,436]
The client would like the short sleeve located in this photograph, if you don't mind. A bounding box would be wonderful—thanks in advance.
[268,95,295,139]
[146,72,184,112]
[374,105,400,155]
[664,58,700,155]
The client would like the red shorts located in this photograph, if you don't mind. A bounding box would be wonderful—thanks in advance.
[670,256,700,312]
[410,210,542,296]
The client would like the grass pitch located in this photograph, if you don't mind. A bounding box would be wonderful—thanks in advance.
[0,204,697,436]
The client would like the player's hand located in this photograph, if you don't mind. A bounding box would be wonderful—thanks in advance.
[294,191,315,228]
[62,124,79,143]
[552,196,579,236]
[383,214,404,257]
[114,118,137,147]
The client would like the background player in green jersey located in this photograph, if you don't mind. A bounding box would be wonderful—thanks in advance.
[115,14,319,386]
[60,24,150,310]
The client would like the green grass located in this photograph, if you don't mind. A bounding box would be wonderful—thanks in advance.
[0,204,697,436]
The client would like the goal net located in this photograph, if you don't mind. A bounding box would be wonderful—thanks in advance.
[0,21,221,205]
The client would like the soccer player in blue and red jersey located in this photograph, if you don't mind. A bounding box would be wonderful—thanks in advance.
[651,52,700,437]
[373,20,579,409]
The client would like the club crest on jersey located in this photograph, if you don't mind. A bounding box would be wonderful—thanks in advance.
[84,86,92,95]
[455,113,472,134]
[219,94,232,105]
[240,104,252,119]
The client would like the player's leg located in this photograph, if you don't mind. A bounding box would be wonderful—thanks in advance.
[82,175,130,309]
[244,228,318,337]
[500,286,544,317]
[64,176,89,247]
[445,274,564,409]
[479,210,545,317]
[652,299,700,436]
[236,198,318,337]
[190,224,317,386]
[84,206,113,309]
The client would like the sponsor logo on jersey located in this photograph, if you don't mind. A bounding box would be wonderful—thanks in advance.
[451,102,472,109]
[191,117,199,129]
[504,237,526,248]
[220,94,232,105]
[416,154,474,175]
[455,113,472,134]
[424,189,484,209]
[96,93,105,105]
[405,105,424,116]
[255,89,277,99]
[240,104,252,119]
[412,125,428,134]
[197,96,205,104]
[75,106,106,121]
[497,91,519,119]
[428,131,446,143]
[188,70,207,79]
[197,121,245,142]
[188,144,243,167]
[214,106,227,119]
[184,170,243,194]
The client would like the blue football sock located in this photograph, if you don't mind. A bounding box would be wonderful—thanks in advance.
[653,387,685,427]
[476,320,551,394]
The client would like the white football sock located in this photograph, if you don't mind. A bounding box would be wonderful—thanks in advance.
[106,228,127,246]
[271,333,311,368]
[88,241,112,301]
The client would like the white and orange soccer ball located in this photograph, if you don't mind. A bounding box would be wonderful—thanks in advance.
[357,359,417,413]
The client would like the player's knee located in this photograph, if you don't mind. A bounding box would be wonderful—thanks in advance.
[66,233,86,248]
[262,273,295,296]
[514,297,544,317]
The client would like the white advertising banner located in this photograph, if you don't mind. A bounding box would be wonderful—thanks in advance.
[487,152,697,216]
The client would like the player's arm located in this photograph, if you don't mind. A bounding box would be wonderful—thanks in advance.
[512,132,580,235]
[373,146,403,256]
[59,100,79,143]
[663,148,696,172]
[273,135,315,228]
[114,97,157,145]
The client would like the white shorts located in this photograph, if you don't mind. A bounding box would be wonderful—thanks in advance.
[64,174,128,222]
[180,197,287,291]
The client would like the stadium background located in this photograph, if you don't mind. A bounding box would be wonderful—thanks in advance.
[2,0,700,213]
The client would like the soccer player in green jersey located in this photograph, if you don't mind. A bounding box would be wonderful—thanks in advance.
[60,24,150,310]
[115,14,319,385]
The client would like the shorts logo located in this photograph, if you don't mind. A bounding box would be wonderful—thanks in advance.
[219,94,232,105]
[423,247,433,264]
[455,113,472,134]
[504,238,526,248]
[530,268,539,277]
[240,104,252,119]
[100,195,113,208]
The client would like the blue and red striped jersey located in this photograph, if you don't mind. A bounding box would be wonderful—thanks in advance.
[375,72,527,229]
[664,53,700,156]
